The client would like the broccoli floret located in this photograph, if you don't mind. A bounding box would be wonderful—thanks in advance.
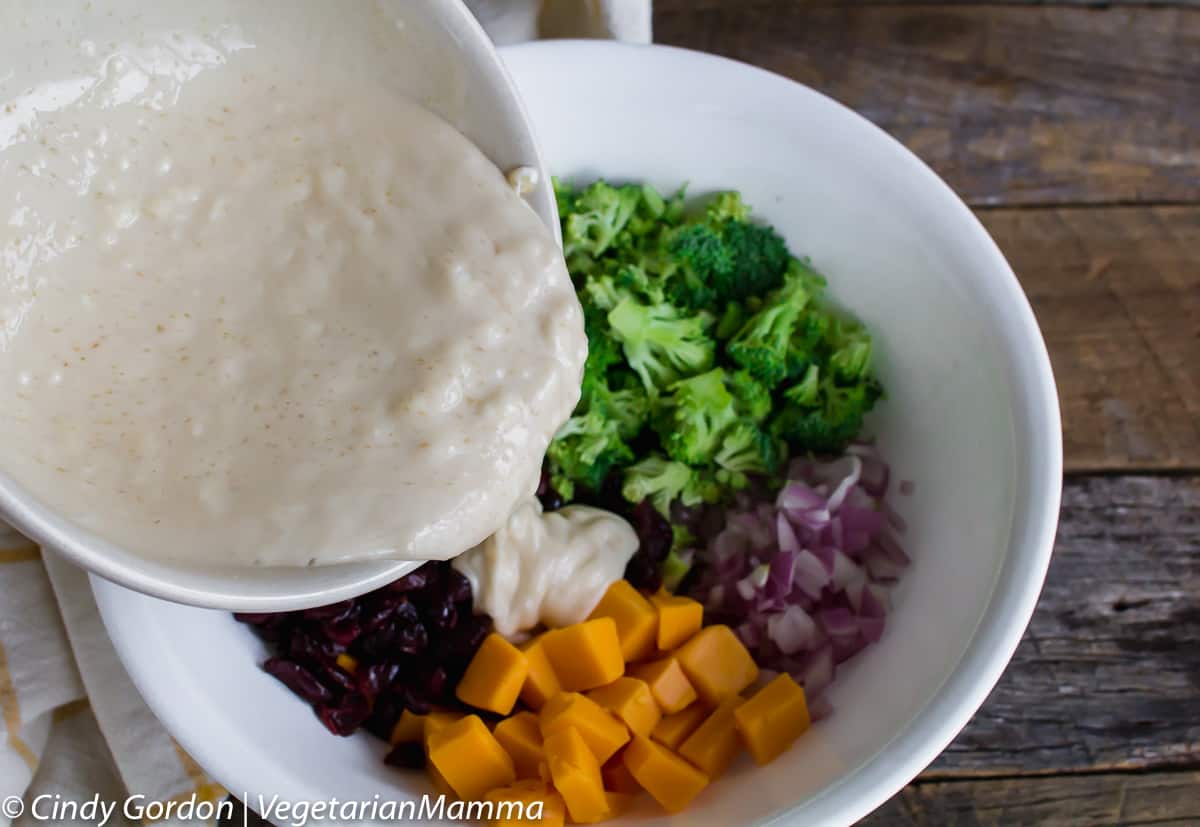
[726,272,817,386]
[582,274,624,312]
[654,368,739,465]
[580,309,623,401]
[622,455,721,516]
[718,221,791,300]
[553,177,576,219]
[785,310,831,379]
[665,224,731,309]
[715,422,782,476]
[726,369,773,423]
[661,525,696,593]
[827,317,874,382]
[615,264,667,305]
[563,181,643,260]
[548,409,634,500]
[784,363,821,406]
[590,382,650,441]
[772,375,883,455]
[705,191,750,224]
[715,302,745,341]
[607,296,715,393]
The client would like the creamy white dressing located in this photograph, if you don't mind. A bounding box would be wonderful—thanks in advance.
[453,499,638,637]
[0,63,586,567]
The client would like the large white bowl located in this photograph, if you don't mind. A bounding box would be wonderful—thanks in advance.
[0,0,555,612]
[94,41,1062,827]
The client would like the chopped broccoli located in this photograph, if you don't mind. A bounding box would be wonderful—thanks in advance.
[582,274,624,312]
[706,191,750,224]
[726,369,773,423]
[607,296,715,393]
[667,224,733,309]
[772,375,883,455]
[590,382,650,441]
[654,368,739,465]
[827,316,875,382]
[622,455,721,516]
[562,181,643,261]
[726,272,817,386]
[718,221,791,300]
[547,409,634,500]
[579,309,623,401]
[661,527,696,593]
[715,422,782,477]
[784,363,821,406]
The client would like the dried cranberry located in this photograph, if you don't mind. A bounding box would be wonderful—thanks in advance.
[427,598,458,632]
[263,658,333,706]
[287,629,343,664]
[234,612,277,625]
[317,661,357,694]
[320,614,362,646]
[363,696,403,742]
[395,622,428,655]
[358,662,401,698]
[401,687,431,715]
[423,665,447,699]
[385,566,434,594]
[631,499,673,562]
[384,741,426,770]
[316,693,370,736]
[443,568,472,603]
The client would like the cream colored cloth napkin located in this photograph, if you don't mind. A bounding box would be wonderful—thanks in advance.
[0,3,649,826]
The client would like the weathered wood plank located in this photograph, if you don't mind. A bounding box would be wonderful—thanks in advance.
[982,207,1200,472]
[654,5,1200,206]
[863,770,1200,826]
[928,475,1200,776]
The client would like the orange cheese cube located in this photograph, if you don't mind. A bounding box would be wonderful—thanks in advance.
[456,633,530,715]
[541,618,624,691]
[650,703,709,749]
[540,692,630,765]
[335,653,359,673]
[650,590,703,651]
[628,656,697,714]
[389,709,426,745]
[485,782,566,827]
[678,696,746,778]
[427,715,516,801]
[601,753,642,794]
[734,672,811,765]
[586,677,661,738]
[622,735,709,813]
[543,727,608,824]
[675,625,759,707]
[518,633,562,711]
[423,709,466,751]
[588,580,658,662]
[494,711,545,779]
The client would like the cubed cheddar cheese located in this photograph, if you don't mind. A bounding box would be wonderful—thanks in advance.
[427,760,456,799]
[651,704,709,749]
[423,709,466,751]
[389,708,426,745]
[518,633,562,711]
[674,624,759,707]
[427,715,516,801]
[588,580,658,662]
[335,653,359,673]
[601,753,642,795]
[485,781,566,827]
[678,696,746,778]
[539,692,630,765]
[650,590,703,651]
[541,618,624,691]
[586,677,661,738]
[734,672,811,765]
[628,656,697,714]
[493,711,545,779]
[456,633,530,715]
[622,735,709,813]
[543,727,608,824]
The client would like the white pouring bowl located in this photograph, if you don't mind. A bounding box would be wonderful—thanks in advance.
[94,41,1062,827]
[0,0,554,611]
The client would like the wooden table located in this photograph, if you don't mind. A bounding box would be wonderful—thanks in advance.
[654,1,1200,823]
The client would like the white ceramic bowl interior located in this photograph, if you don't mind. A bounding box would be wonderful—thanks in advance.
[93,41,1062,827]
[0,0,555,611]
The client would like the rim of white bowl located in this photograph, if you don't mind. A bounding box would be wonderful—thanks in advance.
[0,0,555,613]
[94,40,1063,826]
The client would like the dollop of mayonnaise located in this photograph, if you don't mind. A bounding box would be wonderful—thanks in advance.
[453,499,638,638]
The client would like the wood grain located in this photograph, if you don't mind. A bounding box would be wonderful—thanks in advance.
[862,770,1200,826]
[929,475,1200,776]
[654,5,1200,206]
[981,207,1200,472]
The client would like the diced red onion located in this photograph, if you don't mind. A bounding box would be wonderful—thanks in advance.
[766,605,818,655]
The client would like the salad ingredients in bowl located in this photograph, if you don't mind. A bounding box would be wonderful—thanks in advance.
[236,183,911,820]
